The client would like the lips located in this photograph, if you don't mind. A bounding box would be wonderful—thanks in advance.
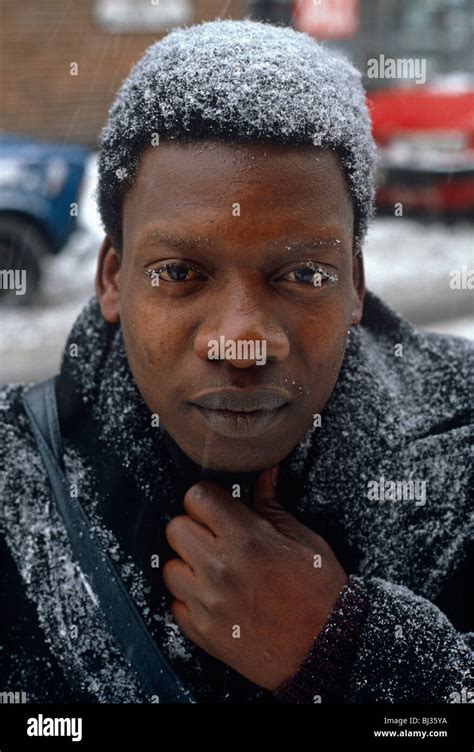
[189,388,290,438]
[190,387,290,412]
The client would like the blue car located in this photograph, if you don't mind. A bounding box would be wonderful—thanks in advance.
[0,134,89,305]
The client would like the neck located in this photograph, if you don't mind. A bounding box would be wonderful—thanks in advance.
[160,429,262,506]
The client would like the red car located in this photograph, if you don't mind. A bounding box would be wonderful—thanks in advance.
[368,78,474,218]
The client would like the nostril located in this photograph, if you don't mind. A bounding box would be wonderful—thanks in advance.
[194,324,290,364]
[206,336,268,366]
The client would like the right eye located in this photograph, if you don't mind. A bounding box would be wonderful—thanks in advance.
[145,262,206,284]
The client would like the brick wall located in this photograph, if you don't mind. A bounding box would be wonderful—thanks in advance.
[1,0,246,147]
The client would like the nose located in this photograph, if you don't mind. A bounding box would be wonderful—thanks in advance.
[194,279,290,368]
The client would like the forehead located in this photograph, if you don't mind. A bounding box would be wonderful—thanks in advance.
[122,139,353,249]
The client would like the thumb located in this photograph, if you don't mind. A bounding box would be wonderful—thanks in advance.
[253,466,320,547]
[253,465,281,518]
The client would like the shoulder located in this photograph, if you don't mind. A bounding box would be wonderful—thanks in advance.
[361,291,473,430]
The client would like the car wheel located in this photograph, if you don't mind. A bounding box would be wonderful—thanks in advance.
[0,215,49,306]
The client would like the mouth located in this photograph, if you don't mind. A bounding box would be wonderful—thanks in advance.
[189,387,291,438]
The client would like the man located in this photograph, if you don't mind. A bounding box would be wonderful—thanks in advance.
[0,19,472,704]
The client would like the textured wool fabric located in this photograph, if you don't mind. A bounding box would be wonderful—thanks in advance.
[97,19,376,251]
[0,291,472,703]
[274,576,369,703]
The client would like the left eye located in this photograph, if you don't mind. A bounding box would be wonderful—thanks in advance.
[282,265,337,286]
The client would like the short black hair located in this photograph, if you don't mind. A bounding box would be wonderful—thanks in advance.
[97,19,376,254]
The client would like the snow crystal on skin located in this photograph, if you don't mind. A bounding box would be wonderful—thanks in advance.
[97,19,376,249]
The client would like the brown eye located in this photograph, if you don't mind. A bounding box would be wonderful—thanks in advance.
[145,262,205,284]
[283,264,337,287]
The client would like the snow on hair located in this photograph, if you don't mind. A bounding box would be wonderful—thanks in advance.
[97,18,376,252]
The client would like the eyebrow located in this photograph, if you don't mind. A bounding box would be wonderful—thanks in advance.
[269,238,344,251]
[135,230,346,254]
[136,231,213,252]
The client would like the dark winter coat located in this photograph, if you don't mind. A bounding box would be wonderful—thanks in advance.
[1,291,472,703]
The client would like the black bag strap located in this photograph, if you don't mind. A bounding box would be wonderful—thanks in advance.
[22,377,195,704]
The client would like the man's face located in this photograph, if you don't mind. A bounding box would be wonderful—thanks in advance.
[97,140,364,471]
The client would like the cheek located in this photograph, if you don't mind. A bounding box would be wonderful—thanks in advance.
[294,295,351,397]
[120,301,185,383]
[297,298,349,356]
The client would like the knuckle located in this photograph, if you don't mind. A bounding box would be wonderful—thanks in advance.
[203,591,223,615]
[255,515,276,538]
[240,532,265,559]
[206,553,234,587]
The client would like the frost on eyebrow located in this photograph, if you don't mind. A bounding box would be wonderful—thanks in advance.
[98,19,376,250]
[279,238,344,251]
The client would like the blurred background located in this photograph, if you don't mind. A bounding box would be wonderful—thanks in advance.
[0,0,473,384]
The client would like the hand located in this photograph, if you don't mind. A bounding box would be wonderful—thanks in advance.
[162,466,348,691]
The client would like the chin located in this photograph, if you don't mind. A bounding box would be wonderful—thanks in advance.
[203,456,266,473]
[181,438,278,473]
[164,412,297,472]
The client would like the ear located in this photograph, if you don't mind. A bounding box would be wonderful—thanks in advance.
[351,251,366,325]
[95,237,121,324]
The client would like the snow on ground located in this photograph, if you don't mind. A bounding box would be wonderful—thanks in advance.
[421,314,473,339]
[0,229,98,384]
[0,153,101,384]
[0,213,472,386]
[364,217,473,327]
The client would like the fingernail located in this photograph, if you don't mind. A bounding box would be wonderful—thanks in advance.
[191,484,204,499]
